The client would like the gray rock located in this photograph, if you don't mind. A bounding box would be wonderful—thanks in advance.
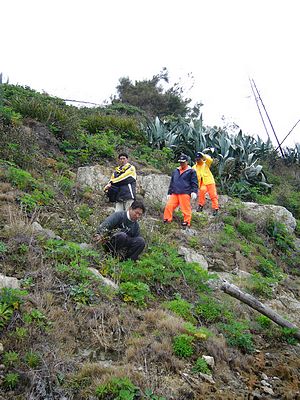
[243,202,296,233]
[0,274,20,289]
[76,165,111,190]
[32,221,61,240]
[202,355,215,369]
[88,267,118,289]
[178,246,209,270]
[0,343,3,354]
[138,174,170,204]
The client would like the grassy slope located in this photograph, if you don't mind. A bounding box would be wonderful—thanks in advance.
[0,86,299,399]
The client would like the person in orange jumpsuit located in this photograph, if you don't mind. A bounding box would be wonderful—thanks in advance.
[163,154,198,227]
[192,151,219,216]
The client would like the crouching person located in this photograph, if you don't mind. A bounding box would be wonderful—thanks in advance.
[94,200,145,261]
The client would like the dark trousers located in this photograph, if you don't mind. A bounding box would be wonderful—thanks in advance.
[106,232,145,261]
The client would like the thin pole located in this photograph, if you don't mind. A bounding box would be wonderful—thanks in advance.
[251,79,284,157]
[249,77,270,140]
[275,118,300,150]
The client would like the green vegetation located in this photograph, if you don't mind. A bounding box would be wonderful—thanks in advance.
[220,321,254,353]
[95,377,138,399]
[172,334,194,358]
[192,357,211,375]
[164,294,196,323]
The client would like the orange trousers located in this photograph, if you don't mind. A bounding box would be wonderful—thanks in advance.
[163,194,192,225]
[199,183,219,210]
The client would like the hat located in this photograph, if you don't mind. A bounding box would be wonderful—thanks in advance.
[195,151,204,158]
[178,154,188,162]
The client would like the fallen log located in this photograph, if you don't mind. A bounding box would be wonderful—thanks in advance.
[216,280,300,340]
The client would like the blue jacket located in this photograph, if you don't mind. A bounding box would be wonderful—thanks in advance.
[168,166,198,195]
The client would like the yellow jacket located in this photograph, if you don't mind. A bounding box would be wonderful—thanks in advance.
[192,155,215,185]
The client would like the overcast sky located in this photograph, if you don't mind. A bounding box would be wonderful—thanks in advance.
[1,0,299,147]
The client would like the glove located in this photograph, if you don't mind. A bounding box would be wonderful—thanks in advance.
[191,192,197,200]
[167,194,171,200]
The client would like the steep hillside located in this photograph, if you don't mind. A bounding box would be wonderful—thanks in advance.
[0,87,299,399]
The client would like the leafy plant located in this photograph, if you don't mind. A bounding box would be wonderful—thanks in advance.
[164,294,196,323]
[194,294,224,323]
[95,376,139,399]
[266,219,295,253]
[119,281,152,308]
[0,241,7,254]
[3,351,19,367]
[172,334,194,358]
[192,357,211,375]
[70,283,94,305]
[24,351,41,368]
[3,372,20,390]
[219,321,254,353]
[7,166,37,190]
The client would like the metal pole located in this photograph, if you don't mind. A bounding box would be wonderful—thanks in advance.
[251,79,284,157]
[249,77,270,140]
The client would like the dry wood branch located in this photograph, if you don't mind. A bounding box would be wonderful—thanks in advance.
[219,280,300,340]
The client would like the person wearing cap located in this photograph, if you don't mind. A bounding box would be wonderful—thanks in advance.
[192,151,219,216]
[163,154,198,227]
[104,153,137,212]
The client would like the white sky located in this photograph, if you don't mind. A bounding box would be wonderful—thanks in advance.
[1,0,299,147]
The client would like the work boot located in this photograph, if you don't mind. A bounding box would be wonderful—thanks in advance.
[197,205,203,212]
[212,209,219,216]
[163,219,170,224]
[181,222,189,229]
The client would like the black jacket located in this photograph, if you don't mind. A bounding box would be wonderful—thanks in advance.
[97,211,140,238]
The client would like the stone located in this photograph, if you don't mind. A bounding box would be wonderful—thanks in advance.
[0,343,3,354]
[88,267,118,289]
[0,274,20,289]
[138,174,170,204]
[242,202,296,234]
[202,355,215,369]
[32,221,61,240]
[178,246,209,270]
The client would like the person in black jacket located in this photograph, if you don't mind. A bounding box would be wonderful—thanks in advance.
[104,153,137,212]
[94,200,145,261]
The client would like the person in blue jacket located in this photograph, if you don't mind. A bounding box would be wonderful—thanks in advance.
[163,154,198,227]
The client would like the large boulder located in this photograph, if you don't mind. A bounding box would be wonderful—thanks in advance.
[76,165,111,191]
[76,165,171,204]
[242,202,296,234]
[138,174,170,204]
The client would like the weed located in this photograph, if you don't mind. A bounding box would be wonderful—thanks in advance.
[266,219,295,253]
[192,357,211,375]
[164,294,196,323]
[77,204,93,220]
[194,294,225,323]
[183,322,211,340]
[70,283,94,305]
[7,166,37,190]
[219,321,254,353]
[95,376,139,399]
[236,220,256,240]
[15,326,29,340]
[21,188,54,210]
[24,351,41,368]
[2,372,20,390]
[0,241,8,253]
[119,281,152,308]
[3,351,19,367]
[222,215,236,225]
[144,389,167,399]
[247,272,277,298]
[279,327,299,345]
[172,334,194,358]
[255,315,272,330]
[256,256,283,280]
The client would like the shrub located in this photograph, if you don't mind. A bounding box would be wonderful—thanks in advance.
[192,357,211,375]
[77,204,93,220]
[119,282,152,308]
[247,273,277,298]
[3,351,19,367]
[0,241,7,254]
[255,315,272,330]
[194,294,224,323]
[164,294,196,323]
[20,188,54,211]
[219,321,254,353]
[266,219,295,253]
[95,377,139,399]
[7,166,37,190]
[256,256,283,280]
[24,351,41,368]
[172,334,194,358]
[70,283,94,305]
[3,372,20,390]
[236,221,256,240]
